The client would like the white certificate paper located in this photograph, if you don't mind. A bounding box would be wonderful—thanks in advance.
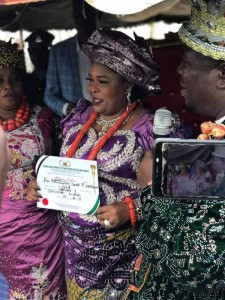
[36,155,100,214]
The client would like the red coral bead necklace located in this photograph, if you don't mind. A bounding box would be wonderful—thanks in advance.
[67,100,138,160]
[0,100,30,131]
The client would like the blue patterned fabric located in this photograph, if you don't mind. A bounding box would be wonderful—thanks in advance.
[44,36,83,117]
[0,273,8,300]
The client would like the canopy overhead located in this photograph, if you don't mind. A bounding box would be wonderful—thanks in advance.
[84,0,167,15]
[0,0,74,31]
[0,0,45,4]
[0,0,190,32]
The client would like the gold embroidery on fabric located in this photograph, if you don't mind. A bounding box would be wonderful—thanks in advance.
[9,263,65,299]
[179,30,225,60]
[100,182,129,204]
[5,107,46,201]
[99,131,140,171]
[62,125,96,158]
[66,277,131,300]
[100,172,140,190]
[191,3,225,37]
[30,106,46,154]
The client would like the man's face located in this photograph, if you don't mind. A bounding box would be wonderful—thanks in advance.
[177,49,216,116]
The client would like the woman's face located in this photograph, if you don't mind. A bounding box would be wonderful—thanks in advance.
[87,61,131,118]
[0,66,24,111]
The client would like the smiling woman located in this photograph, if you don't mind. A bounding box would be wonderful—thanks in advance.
[27,27,190,300]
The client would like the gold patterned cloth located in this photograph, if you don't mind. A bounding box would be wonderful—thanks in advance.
[179,0,225,60]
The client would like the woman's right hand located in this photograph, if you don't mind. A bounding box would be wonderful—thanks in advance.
[27,179,41,201]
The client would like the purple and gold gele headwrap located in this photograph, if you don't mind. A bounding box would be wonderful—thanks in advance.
[0,39,25,70]
[82,28,160,95]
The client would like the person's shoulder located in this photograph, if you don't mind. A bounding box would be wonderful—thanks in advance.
[51,35,76,51]
[131,106,154,130]
[62,99,93,127]
[70,98,93,118]
[32,105,56,120]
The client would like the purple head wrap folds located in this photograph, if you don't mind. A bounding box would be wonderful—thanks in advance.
[82,28,160,95]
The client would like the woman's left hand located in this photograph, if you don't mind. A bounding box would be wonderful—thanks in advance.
[96,202,130,229]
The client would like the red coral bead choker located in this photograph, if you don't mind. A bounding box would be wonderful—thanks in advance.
[0,101,30,131]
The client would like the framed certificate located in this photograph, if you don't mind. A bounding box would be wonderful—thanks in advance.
[35,155,100,214]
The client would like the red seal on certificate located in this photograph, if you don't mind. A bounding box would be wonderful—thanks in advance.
[42,198,49,206]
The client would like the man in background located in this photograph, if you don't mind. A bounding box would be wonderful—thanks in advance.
[44,0,98,117]
[25,30,55,106]
[177,1,225,122]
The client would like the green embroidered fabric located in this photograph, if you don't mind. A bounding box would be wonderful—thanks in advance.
[129,186,225,300]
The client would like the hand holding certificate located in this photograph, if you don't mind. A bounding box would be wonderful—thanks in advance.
[35,155,100,214]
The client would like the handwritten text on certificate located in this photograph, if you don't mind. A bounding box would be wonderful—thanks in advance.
[36,156,100,214]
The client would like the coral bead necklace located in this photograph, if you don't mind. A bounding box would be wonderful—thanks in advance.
[0,101,30,131]
[67,101,138,160]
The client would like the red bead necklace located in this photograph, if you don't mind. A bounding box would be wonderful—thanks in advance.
[67,101,138,160]
[0,101,30,131]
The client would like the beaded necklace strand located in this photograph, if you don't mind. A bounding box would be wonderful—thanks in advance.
[66,101,138,160]
[96,114,121,137]
[0,101,30,131]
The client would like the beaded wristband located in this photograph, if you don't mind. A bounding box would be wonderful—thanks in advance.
[124,196,137,227]
[134,198,143,221]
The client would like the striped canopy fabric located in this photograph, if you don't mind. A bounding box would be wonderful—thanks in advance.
[0,0,45,4]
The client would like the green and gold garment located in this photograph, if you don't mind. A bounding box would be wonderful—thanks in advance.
[128,186,225,300]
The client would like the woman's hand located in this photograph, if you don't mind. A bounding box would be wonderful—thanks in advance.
[96,202,130,229]
[27,179,41,201]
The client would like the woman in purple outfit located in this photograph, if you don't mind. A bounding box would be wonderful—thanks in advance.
[0,40,66,299]
[29,28,188,300]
